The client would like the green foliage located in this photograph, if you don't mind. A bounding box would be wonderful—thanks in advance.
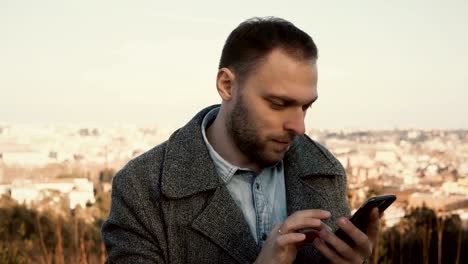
[94,192,111,222]
[99,168,115,183]
[378,206,468,264]
[0,198,106,263]
[0,204,37,241]
[0,242,29,264]
[1,194,466,263]
[56,172,84,179]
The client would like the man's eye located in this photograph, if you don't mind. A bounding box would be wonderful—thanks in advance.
[270,101,285,109]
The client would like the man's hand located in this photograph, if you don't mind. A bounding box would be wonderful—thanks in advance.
[312,207,380,264]
[255,209,331,264]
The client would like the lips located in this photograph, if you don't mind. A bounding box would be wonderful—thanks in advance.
[273,139,291,147]
[273,135,294,144]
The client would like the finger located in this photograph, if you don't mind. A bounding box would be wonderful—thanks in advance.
[336,217,371,257]
[313,237,345,264]
[317,227,355,260]
[282,218,323,234]
[298,221,334,245]
[276,233,306,247]
[281,210,330,233]
[337,217,368,244]
[289,209,331,220]
[367,208,380,242]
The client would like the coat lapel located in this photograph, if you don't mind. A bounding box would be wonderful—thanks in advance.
[160,105,222,198]
[282,137,347,263]
[191,186,260,263]
[160,105,259,263]
[283,136,346,215]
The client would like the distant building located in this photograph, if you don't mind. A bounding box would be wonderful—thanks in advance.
[441,180,468,195]
[0,153,4,183]
[10,179,39,205]
[9,178,95,209]
[68,178,95,209]
[0,184,10,196]
[2,152,50,166]
[409,192,468,211]
[375,150,398,164]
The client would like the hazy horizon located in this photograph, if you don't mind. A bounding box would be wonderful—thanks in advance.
[1,0,467,130]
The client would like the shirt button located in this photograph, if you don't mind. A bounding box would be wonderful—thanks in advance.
[262,233,267,240]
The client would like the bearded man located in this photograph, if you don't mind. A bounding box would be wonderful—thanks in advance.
[102,17,379,264]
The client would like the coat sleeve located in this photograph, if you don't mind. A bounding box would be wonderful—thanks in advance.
[101,155,167,263]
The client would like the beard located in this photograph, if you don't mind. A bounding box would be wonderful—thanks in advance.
[226,93,295,168]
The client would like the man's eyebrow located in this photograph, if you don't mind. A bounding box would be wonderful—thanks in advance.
[266,95,319,106]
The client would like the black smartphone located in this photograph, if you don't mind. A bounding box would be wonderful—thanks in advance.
[335,194,396,246]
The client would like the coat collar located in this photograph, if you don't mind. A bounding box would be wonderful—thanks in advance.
[160,105,345,199]
[160,105,261,263]
[160,105,223,199]
[159,105,346,263]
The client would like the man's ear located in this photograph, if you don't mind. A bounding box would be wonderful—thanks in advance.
[216,68,237,101]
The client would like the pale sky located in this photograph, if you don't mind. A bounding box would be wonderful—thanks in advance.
[1,0,467,129]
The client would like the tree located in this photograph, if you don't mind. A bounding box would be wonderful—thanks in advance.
[378,206,468,264]
[98,169,115,183]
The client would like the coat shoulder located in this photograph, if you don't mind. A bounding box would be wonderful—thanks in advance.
[298,135,346,176]
[112,141,169,198]
[309,137,345,170]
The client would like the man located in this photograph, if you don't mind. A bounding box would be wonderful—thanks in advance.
[102,17,379,263]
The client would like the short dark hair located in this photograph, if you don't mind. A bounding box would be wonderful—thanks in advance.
[219,17,318,83]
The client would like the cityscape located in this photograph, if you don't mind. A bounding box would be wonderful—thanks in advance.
[2,1,467,263]
[0,124,467,263]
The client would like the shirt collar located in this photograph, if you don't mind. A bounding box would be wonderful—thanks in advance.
[201,107,243,183]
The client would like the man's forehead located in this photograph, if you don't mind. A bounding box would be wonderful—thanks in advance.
[254,52,318,100]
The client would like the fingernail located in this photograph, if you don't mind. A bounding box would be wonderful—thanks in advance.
[313,237,321,246]
[319,228,328,238]
[339,217,348,226]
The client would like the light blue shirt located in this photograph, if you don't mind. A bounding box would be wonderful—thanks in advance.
[201,107,288,246]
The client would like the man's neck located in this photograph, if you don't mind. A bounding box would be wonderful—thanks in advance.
[206,109,261,172]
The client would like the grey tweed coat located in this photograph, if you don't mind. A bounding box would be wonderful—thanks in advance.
[101,105,350,264]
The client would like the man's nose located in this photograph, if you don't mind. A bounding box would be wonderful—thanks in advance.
[284,109,306,136]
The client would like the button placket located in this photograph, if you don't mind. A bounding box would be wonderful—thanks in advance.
[253,176,270,246]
